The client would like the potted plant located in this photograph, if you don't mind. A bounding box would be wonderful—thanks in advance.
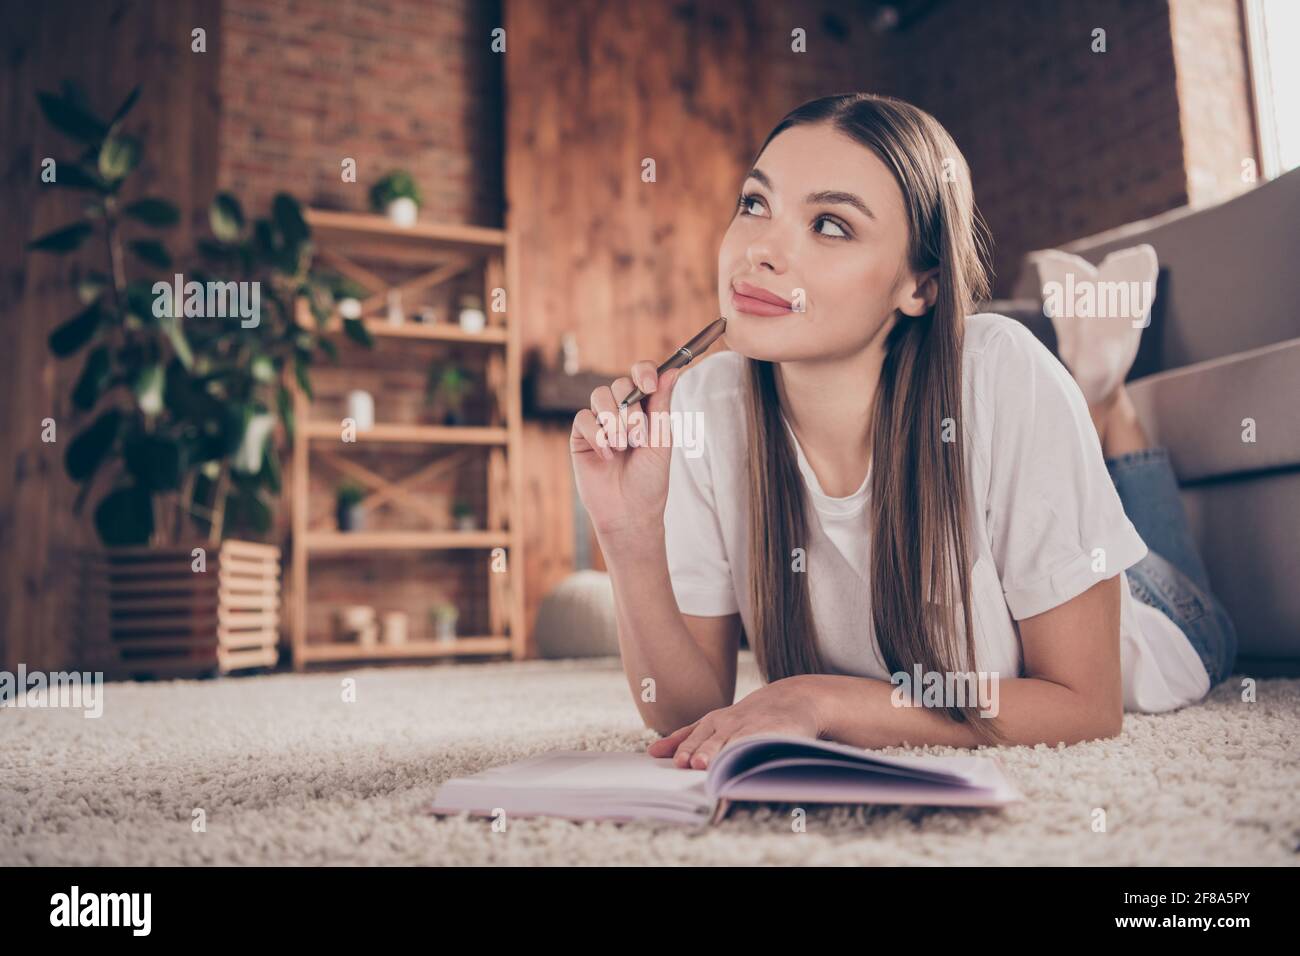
[456,293,486,334]
[29,81,372,678]
[336,482,366,532]
[369,170,422,227]
[430,603,459,643]
[320,271,369,321]
[425,361,475,426]
[452,500,476,532]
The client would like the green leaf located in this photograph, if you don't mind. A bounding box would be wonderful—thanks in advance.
[72,346,112,410]
[316,336,337,361]
[93,484,154,546]
[252,219,276,262]
[160,315,193,370]
[233,412,275,474]
[251,354,275,383]
[277,385,295,443]
[197,237,236,261]
[342,317,373,348]
[260,441,282,495]
[210,193,245,242]
[98,135,140,182]
[125,279,159,323]
[133,363,165,416]
[36,90,107,144]
[124,434,182,491]
[28,222,93,253]
[226,487,272,535]
[293,356,313,400]
[48,163,105,192]
[108,86,140,128]
[129,239,172,269]
[49,300,103,356]
[272,193,309,247]
[122,197,179,228]
[76,271,109,304]
[65,408,121,482]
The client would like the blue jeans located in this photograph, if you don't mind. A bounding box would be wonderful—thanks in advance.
[1106,448,1238,686]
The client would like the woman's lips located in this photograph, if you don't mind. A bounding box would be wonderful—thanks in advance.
[731,291,793,316]
[730,281,794,316]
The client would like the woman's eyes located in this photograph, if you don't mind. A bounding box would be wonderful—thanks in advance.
[735,192,852,240]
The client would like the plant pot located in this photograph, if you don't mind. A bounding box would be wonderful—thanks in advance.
[382,611,409,646]
[345,390,375,431]
[432,609,458,643]
[337,501,365,532]
[385,197,418,227]
[455,514,477,532]
[80,540,280,679]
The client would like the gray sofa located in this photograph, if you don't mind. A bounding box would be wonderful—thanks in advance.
[1006,166,1300,676]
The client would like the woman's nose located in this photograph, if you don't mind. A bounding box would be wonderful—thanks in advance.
[746,236,788,274]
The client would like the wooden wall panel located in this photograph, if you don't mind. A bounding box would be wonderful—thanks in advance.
[503,0,888,650]
[0,0,222,671]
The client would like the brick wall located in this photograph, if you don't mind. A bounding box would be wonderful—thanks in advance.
[870,0,1195,296]
[1169,0,1259,207]
[868,0,1258,295]
[218,0,503,226]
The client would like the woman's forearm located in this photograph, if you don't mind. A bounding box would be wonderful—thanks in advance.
[801,673,1121,750]
[600,528,732,733]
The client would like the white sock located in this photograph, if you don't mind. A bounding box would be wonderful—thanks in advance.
[1033,244,1158,405]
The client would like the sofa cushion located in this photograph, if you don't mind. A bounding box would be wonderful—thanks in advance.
[1125,337,1300,481]
[1011,165,1300,371]
[1125,337,1300,668]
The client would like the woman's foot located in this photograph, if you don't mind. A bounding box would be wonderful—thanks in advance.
[1088,384,1151,459]
[1038,244,1158,405]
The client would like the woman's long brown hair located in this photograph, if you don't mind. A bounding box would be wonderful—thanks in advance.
[743,93,1004,744]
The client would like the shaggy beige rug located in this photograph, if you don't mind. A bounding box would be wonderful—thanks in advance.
[2,653,1297,865]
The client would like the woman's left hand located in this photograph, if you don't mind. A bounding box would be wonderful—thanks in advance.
[647,676,824,769]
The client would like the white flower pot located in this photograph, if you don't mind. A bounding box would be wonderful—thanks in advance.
[386,197,418,227]
[345,390,375,431]
[458,308,486,334]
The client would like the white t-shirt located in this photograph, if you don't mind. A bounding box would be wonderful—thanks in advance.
[662,312,1210,714]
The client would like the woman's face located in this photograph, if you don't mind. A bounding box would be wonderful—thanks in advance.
[717,122,931,362]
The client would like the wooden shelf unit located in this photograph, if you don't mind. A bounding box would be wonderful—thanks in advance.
[288,209,526,669]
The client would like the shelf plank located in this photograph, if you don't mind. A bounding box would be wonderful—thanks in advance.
[305,208,506,252]
[352,321,507,344]
[300,636,512,662]
[296,303,507,344]
[303,422,508,445]
[303,531,510,552]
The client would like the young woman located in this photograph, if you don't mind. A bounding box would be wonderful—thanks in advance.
[569,93,1238,768]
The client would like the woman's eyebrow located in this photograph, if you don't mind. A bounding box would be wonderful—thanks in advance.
[744,168,876,221]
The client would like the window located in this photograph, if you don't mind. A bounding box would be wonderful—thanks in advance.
[1245,0,1300,178]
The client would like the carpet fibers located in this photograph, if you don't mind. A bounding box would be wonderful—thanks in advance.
[2,653,1297,865]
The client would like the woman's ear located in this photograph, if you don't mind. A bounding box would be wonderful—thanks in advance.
[897,267,940,317]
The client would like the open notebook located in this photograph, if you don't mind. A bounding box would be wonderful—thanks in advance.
[428,734,1022,826]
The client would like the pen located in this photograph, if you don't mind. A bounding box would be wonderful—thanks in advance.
[618,317,728,409]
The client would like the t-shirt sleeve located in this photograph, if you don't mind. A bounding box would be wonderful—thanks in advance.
[661,371,741,617]
[980,321,1149,619]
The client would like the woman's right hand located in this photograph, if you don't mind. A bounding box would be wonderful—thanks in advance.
[570,360,684,543]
